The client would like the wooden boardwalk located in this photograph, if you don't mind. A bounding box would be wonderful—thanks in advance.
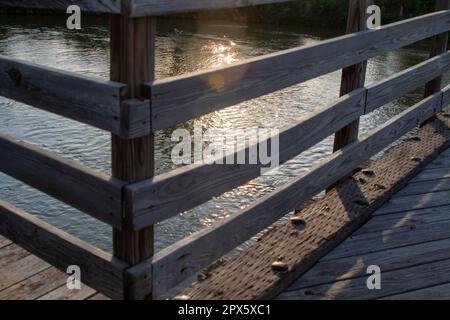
[0,140,449,300]
[277,147,450,300]
[0,237,108,300]
[1,0,450,300]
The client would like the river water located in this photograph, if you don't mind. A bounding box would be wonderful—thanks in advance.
[0,14,446,252]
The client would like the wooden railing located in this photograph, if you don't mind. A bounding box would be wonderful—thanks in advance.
[0,0,449,299]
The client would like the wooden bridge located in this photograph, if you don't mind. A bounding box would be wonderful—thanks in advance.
[0,0,450,300]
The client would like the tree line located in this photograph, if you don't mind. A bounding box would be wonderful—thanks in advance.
[186,0,435,28]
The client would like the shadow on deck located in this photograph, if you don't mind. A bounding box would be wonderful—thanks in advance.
[278,147,450,300]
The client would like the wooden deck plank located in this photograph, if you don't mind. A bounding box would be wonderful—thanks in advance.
[0,242,103,300]
[88,293,111,300]
[276,148,450,299]
[38,283,97,300]
[374,190,450,216]
[280,237,450,293]
[0,244,29,268]
[0,255,50,291]
[0,267,67,300]
[175,117,450,300]
[427,154,450,168]
[381,283,450,300]
[352,205,450,236]
[321,219,450,261]
[277,258,450,300]
[0,235,11,249]
[395,178,450,197]
[413,167,450,182]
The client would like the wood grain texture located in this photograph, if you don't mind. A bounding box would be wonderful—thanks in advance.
[366,52,450,113]
[0,200,128,300]
[281,236,450,293]
[178,116,450,300]
[149,10,450,131]
[0,235,11,249]
[110,15,156,300]
[0,133,124,228]
[0,56,130,136]
[128,0,294,17]
[424,0,450,98]
[278,258,450,300]
[0,255,50,291]
[37,282,97,300]
[120,99,152,139]
[333,0,372,153]
[413,167,450,182]
[0,244,29,268]
[441,84,450,108]
[352,205,450,236]
[323,215,450,262]
[0,267,67,300]
[143,94,444,297]
[382,283,450,300]
[126,89,366,229]
[374,190,450,216]
[395,178,450,196]
[0,0,122,13]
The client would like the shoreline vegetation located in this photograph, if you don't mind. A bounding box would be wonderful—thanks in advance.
[0,0,434,28]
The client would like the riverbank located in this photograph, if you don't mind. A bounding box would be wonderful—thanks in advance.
[0,0,434,28]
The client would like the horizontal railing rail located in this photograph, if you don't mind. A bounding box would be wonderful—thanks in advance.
[0,0,295,17]
[0,56,152,138]
[129,89,449,297]
[147,10,450,131]
[0,200,128,299]
[125,51,450,231]
[0,133,125,228]
[0,0,122,14]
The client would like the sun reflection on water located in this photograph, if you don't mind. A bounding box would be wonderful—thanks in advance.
[201,39,239,67]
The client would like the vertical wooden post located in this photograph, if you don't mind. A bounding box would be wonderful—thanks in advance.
[424,0,450,98]
[110,15,156,299]
[333,0,373,152]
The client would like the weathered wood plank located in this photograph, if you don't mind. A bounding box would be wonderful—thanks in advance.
[353,205,450,236]
[412,167,450,182]
[0,267,67,300]
[110,14,156,300]
[427,154,450,168]
[0,235,11,249]
[176,116,450,300]
[128,0,294,17]
[0,133,124,228]
[322,219,450,262]
[424,0,450,98]
[88,293,111,300]
[149,10,450,130]
[0,255,50,291]
[0,201,128,299]
[139,94,443,297]
[0,0,122,14]
[120,99,152,139]
[0,56,138,136]
[283,237,450,292]
[277,258,450,300]
[366,52,450,113]
[442,84,450,108]
[382,283,450,300]
[0,244,29,268]
[333,0,371,157]
[38,283,97,300]
[395,178,450,196]
[127,90,366,229]
[374,190,450,215]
